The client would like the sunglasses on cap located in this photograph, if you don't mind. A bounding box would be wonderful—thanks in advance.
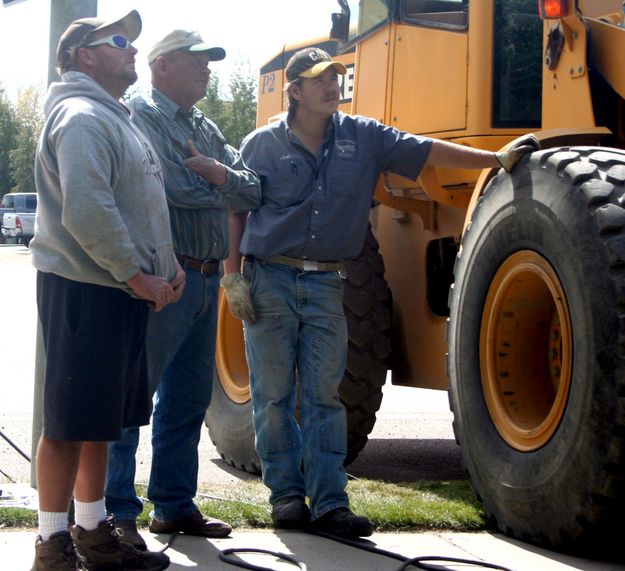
[84,34,131,50]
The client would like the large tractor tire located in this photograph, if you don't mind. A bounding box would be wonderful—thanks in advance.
[341,228,392,464]
[447,147,625,554]
[205,227,391,473]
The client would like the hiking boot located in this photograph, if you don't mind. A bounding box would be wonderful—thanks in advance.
[149,507,231,538]
[310,507,374,539]
[31,531,79,571]
[71,516,169,570]
[114,519,147,551]
[271,496,310,530]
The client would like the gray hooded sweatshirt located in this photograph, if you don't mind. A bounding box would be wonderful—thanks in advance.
[31,72,177,292]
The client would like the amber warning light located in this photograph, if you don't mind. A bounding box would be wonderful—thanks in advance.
[539,0,568,19]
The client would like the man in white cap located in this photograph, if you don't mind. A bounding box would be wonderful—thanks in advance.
[105,29,261,549]
[30,9,181,571]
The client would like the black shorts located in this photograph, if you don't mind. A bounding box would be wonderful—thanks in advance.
[37,271,151,441]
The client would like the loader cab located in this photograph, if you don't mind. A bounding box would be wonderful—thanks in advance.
[332,0,542,135]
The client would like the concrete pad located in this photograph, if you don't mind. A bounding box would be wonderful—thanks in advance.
[3,528,623,571]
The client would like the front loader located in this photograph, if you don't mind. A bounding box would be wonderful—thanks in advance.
[206,0,625,554]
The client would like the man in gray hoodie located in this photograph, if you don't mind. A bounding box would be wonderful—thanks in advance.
[29,10,181,571]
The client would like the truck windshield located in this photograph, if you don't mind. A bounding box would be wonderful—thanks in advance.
[343,0,390,43]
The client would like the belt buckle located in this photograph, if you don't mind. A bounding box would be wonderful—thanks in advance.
[303,260,317,271]
[200,260,213,275]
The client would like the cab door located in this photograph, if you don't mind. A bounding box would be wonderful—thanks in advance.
[389,0,469,135]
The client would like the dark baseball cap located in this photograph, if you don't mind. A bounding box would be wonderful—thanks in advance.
[285,48,347,82]
[57,10,142,71]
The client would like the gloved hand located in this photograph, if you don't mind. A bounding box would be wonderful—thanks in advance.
[495,134,540,173]
[220,273,256,323]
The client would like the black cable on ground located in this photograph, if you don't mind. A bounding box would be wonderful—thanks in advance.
[0,429,31,463]
[157,532,307,570]
[154,532,180,554]
[0,467,16,483]
[309,530,513,571]
[212,529,514,571]
[396,555,513,571]
[148,494,513,571]
[219,547,307,571]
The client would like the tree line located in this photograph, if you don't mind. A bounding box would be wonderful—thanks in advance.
[0,63,258,202]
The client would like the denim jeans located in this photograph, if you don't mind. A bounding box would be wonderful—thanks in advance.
[106,269,219,521]
[243,258,349,520]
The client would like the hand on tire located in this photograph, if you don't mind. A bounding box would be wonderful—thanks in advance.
[220,273,256,323]
[495,134,540,173]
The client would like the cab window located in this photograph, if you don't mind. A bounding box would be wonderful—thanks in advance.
[344,0,390,44]
[402,0,468,30]
[492,0,542,127]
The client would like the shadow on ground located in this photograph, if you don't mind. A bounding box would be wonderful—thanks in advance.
[346,438,466,482]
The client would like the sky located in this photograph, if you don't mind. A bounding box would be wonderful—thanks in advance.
[0,0,341,101]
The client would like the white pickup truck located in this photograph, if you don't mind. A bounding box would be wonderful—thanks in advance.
[2,212,36,246]
[0,193,37,246]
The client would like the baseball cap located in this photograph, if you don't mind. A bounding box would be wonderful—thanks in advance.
[57,10,141,71]
[148,30,226,64]
[285,48,347,82]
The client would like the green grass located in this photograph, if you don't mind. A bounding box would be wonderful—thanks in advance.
[0,507,38,528]
[0,479,488,532]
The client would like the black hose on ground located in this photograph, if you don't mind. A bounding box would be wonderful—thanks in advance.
[0,429,31,462]
[219,547,308,570]
[211,529,513,571]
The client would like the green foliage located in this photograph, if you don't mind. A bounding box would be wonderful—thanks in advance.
[0,507,38,528]
[9,87,44,194]
[0,87,18,198]
[199,72,226,126]
[196,62,258,149]
[222,67,257,148]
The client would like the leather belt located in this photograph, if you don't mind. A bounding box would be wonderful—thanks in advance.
[266,254,342,272]
[176,254,220,276]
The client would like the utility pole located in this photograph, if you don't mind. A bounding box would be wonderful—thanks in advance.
[31,0,97,488]
[47,0,97,84]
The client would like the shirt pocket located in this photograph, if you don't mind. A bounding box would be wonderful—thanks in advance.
[327,158,368,197]
[263,159,308,208]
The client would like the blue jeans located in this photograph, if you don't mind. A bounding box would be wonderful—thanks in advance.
[243,258,349,520]
[105,269,219,521]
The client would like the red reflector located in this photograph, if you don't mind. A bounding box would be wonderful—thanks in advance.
[539,0,568,19]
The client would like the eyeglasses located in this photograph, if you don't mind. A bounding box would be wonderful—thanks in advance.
[84,35,131,50]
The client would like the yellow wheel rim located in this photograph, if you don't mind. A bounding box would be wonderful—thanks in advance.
[480,250,572,451]
[215,290,250,404]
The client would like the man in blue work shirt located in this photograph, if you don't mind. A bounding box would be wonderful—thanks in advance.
[221,47,534,539]
[105,29,261,549]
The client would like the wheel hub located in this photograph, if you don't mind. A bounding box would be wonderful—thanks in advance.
[480,250,572,451]
[216,291,251,404]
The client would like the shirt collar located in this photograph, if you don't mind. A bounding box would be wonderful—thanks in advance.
[284,112,336,145]
[151,87,204,125]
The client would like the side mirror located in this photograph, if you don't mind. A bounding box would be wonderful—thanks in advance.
[330,12,349,41]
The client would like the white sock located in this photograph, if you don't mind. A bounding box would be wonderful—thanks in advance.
[74,498,107,531]
[38,511,69,541]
